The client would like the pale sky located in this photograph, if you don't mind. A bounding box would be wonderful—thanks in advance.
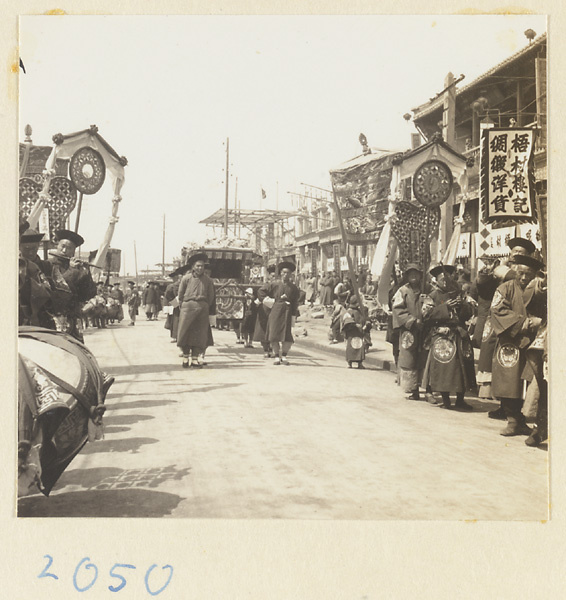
[19,14,546,275]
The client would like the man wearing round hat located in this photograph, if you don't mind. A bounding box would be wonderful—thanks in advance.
[164,267,186,341]
[176,253,216,368]
[490,253,546,437]
[19,227,53,328]
[241,287,258,348]
[340,295,369,369]
[48,229,97,342]
[422,264,476,410]
[391,263,430,400]
[258,261,300,365]
[253,263,277,357]
[475,236,536,418]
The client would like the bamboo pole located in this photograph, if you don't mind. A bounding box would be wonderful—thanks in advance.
[330,180,364,314]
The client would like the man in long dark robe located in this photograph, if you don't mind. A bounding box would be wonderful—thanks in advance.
[491,253,545,436]
[47,229,97,343]
[19,228,53,328]
[164,269,182,341]
[422,264,476,410]
[253,264,276,357]
[176,253,216,368]
[258,261,300,365]
[391,263,430,400]
[476,237,536,419]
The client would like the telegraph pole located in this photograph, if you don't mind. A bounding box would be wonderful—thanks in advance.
[134,240,139,285]
[224,137,230,235]
[162,214,166,277]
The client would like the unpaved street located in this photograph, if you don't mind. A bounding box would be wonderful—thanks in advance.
[19,318,548,520]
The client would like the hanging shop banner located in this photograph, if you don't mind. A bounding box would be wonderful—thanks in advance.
[476,225,516,257]
[480,128,536,224]
[310,248,318,276]
[456,232,471,259]
[330,151,396,244]
[333,244,341,273]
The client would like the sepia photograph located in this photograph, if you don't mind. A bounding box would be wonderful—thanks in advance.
[16,12,549,524]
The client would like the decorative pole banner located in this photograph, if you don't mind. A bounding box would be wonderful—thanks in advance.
[480,128,536,224]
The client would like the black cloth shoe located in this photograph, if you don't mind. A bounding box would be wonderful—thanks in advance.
[525,430,542,447]
[488,406,506,420]
[500,422,532,437]
[454,400,473,411]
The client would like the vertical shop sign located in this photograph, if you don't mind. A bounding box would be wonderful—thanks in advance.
[480,128,536,224]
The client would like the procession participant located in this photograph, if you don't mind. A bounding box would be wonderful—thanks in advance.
[92,282,108,328]
[491,253,545,436]
[127,282,141,326]
[143,282,161,321]
[164,268,183,341]
[341,295,370,369]
[108,282,124,323]
[422,265,476,410]
[198,263,216,366]
[47,229,114,395]
[253,264,276,357]
[18,228,53,328]
[391,263,430,400]
[476,237,536,419]
[258,261,301,365]
[176,253,216,368]
[47,229,97,343]
[241,287,258,348]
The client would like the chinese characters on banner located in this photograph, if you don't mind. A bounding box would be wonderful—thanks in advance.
[333,244,341,274]
[480,128,536,223]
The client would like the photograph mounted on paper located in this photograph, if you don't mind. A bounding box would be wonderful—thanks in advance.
[16,14,548,521]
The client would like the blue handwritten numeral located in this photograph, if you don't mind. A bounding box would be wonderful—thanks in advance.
[38,554,58,580]
[73,557,99,592]
[144,564,174,596]
[108,563,136,592]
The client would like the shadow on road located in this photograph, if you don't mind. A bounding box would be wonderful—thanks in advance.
[103,413,155,425]
[80,436,159,455]
[104,399,178,411]
[104,364,179,376]
[18,489,184,517]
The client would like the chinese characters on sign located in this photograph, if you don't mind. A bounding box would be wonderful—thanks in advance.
[481,128,535,223]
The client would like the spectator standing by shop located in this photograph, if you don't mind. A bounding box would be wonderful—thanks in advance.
[391,263,429,400]
[127,283,141,326]
[422,265,476,410]
[491,253,546,437]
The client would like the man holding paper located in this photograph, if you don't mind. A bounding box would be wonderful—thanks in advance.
[258,261,300,365]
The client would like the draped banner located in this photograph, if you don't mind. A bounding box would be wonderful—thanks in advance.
[480,127,536,224]
[330,151,396,244]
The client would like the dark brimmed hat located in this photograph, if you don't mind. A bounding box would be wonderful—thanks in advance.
[20,227,45,243]
[127,280,135,285]
[511,254,544,272]
[278,260,296,273]
[430,264,456,278]
[54,229,85,247]
[404,262,423,275]
[186,252,208,270]
[508,237,536,255]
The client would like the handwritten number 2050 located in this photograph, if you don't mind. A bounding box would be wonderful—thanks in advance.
[38,555,173,595]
